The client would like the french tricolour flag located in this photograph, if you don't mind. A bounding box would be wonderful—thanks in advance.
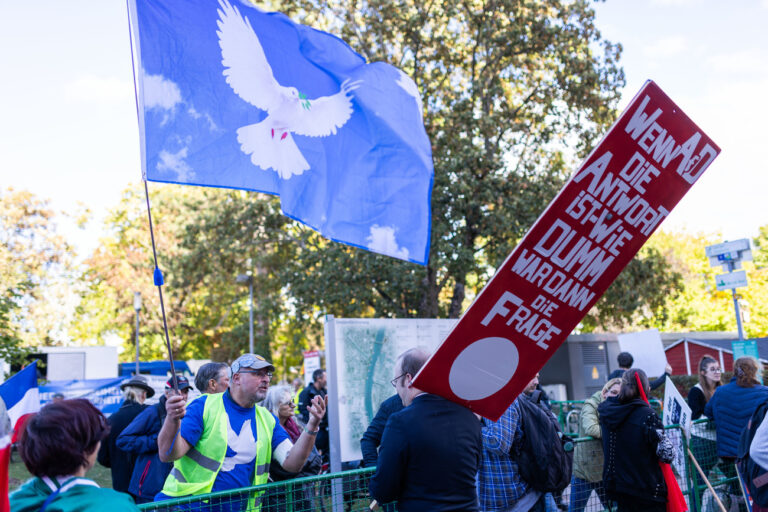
[1,362,39,512]
[0,362,40,444]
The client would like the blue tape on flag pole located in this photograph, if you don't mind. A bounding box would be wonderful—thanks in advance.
[153,267,164,286]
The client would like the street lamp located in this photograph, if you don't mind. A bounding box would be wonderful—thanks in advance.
[133,292,142,375]
[236,273,254,354]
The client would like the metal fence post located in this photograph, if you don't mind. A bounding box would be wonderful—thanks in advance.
[682,431,699,512]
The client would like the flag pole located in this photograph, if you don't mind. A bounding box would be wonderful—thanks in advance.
[687,449,727,512]
[126,0,178,393]
[142,180,180,394]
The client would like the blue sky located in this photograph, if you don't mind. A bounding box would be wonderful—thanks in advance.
[1,0,766,260]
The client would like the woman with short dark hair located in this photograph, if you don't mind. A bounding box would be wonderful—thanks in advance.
[10,399,139,511]
[598,369,671,512]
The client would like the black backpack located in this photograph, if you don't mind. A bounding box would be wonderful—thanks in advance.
[737,400,768,506]
[510,390,574,493]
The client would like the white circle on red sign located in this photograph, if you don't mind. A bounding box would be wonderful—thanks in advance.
[448,337,519,400]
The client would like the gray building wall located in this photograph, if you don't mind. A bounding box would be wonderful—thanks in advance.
[538,331,737,401]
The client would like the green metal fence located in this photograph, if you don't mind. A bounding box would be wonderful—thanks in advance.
[137,467,377,512]
[137,408,745,512]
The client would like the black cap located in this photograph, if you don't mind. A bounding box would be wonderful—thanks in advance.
[166,375,192,391]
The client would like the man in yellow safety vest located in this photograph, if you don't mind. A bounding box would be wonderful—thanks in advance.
[155,353,327,510]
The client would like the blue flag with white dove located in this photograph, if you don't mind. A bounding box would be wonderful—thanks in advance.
[127,0,433,264]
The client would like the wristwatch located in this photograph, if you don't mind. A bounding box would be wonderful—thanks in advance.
[304,426,319,436]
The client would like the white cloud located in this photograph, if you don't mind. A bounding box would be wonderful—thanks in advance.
[188,106,220,132]
[64,76,133,104]
[157,147,194,181]
[366,225,409,260]
[642,36,688,59]
[143,72,182,110]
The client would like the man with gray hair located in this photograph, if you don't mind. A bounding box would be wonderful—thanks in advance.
[195,362,230,394]
[370,348,482,511]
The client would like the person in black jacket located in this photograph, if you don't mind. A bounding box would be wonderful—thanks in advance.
[369,348,482,511]
[686,354,721,497]
[97,375,154,493]
[299,368,329,460]
[607,352,672,391]
[360,394,404,468]
[117,376,191,503]
[598,368,671,512]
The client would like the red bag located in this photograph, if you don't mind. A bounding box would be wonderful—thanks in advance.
[635,373,688,512]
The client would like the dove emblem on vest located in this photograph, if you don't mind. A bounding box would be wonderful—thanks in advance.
[221,417,257,472]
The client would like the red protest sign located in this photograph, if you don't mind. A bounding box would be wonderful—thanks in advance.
[412,81,720,420]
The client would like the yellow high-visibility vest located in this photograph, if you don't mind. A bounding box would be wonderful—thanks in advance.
[161,393,274,509]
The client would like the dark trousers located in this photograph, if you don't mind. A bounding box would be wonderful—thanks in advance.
[568,476,609,512]
[612,493,665,512]
[317,429,329,463]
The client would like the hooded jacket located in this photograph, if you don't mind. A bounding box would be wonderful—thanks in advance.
[598,396,666,503]
[573,390,604,482]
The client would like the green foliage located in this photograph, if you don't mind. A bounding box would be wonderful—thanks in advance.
[257,0,633,322]
[0,286,33,377]
[645,229,768,338]
[754,224,768,269]
[70,1,693,369]
[0,188,79,348]
[580,246,683,332]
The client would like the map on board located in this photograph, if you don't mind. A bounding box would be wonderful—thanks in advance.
[326,317,456,462]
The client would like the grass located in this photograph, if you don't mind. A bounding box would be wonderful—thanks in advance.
[8,448,113,492]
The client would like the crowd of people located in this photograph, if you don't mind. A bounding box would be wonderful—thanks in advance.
[8,349,768,512]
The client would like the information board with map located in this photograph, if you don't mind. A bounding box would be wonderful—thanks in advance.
[324,316,456,466]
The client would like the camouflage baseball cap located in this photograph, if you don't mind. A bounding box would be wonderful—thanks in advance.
[230,353,275,378]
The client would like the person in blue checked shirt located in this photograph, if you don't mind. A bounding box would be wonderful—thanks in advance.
[155,353,327,511]
[478,374,546,512]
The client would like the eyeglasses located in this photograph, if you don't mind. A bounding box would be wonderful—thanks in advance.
[391,373,407,388]
[707,368,722,373]
[238,369,273,379]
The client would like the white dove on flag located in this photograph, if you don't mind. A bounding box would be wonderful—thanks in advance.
[216,0,361,179]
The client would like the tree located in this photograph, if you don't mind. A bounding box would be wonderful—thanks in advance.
[261,0,671,326]
[73,1,687,368]
[0,286,32,377]
[646,230,768,338]
[0,188,78,348]
[72,185,214,360]
[754,224,768,269]
[72,185,308,370]
[579,246,683,332]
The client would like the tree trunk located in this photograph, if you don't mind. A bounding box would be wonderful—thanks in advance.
[418,264,439,318]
